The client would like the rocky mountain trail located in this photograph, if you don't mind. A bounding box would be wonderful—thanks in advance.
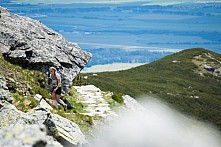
[73,85,118,118]
[1,68,144,146]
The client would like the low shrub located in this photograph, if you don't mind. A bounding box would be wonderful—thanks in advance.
[112,93,124,104]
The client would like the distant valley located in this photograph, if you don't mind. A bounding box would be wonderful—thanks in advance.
[1,1,221,70]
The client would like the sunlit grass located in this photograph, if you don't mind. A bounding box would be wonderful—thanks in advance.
[12,93,39,112]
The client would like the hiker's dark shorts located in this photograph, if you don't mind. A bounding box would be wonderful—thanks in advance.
[52,86,61,95]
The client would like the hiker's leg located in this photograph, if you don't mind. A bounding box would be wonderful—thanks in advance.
[52,91,56,100]
[52,86,57,100]
[56,94,65,106]
[56,94,67,110]
[52,92,58,108]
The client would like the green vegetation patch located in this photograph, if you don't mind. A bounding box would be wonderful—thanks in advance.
[111,93,124,104]
[52,109,95,134]
[12,93,39,112]
[0,52,49,112]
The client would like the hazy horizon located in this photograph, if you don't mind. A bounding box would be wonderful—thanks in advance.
[10,0,221,4]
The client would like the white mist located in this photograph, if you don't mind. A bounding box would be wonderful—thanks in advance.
[87,99,221,147]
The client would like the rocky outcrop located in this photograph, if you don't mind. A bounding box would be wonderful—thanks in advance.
[0,65,87,146]
[0,6,92,92]
[0,124,63,147]
[0,74,87,146]
[0,74,13,104]
[44,113,87,146]
[0,102,87,146]
[34,94,53,111]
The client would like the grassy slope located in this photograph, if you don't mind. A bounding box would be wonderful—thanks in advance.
[0,52,93,133]
[80,48,221,129]
[0,52,49,110]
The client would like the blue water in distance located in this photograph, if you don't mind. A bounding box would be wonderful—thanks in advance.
[1,2,221,67]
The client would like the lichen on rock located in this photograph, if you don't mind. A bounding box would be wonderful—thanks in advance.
[0,124,63,147]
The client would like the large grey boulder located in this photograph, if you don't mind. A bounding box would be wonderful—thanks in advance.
[29,107,87,146]
[0,6,92,92]
[0,104,24,128]
[34,94,53,111]
[0,124,63,147]
[0,103,87,146]
[44,113,87,146]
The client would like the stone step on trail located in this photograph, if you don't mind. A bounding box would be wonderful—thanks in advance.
[73,85,117,117]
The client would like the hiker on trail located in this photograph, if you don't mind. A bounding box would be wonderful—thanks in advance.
[49,66,67,111]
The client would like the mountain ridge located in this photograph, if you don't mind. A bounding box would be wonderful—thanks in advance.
[78,48,221,130]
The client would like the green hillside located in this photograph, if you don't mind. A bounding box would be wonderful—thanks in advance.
[77,48,221,130]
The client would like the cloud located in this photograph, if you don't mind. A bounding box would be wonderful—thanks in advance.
[87,99,221,147]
